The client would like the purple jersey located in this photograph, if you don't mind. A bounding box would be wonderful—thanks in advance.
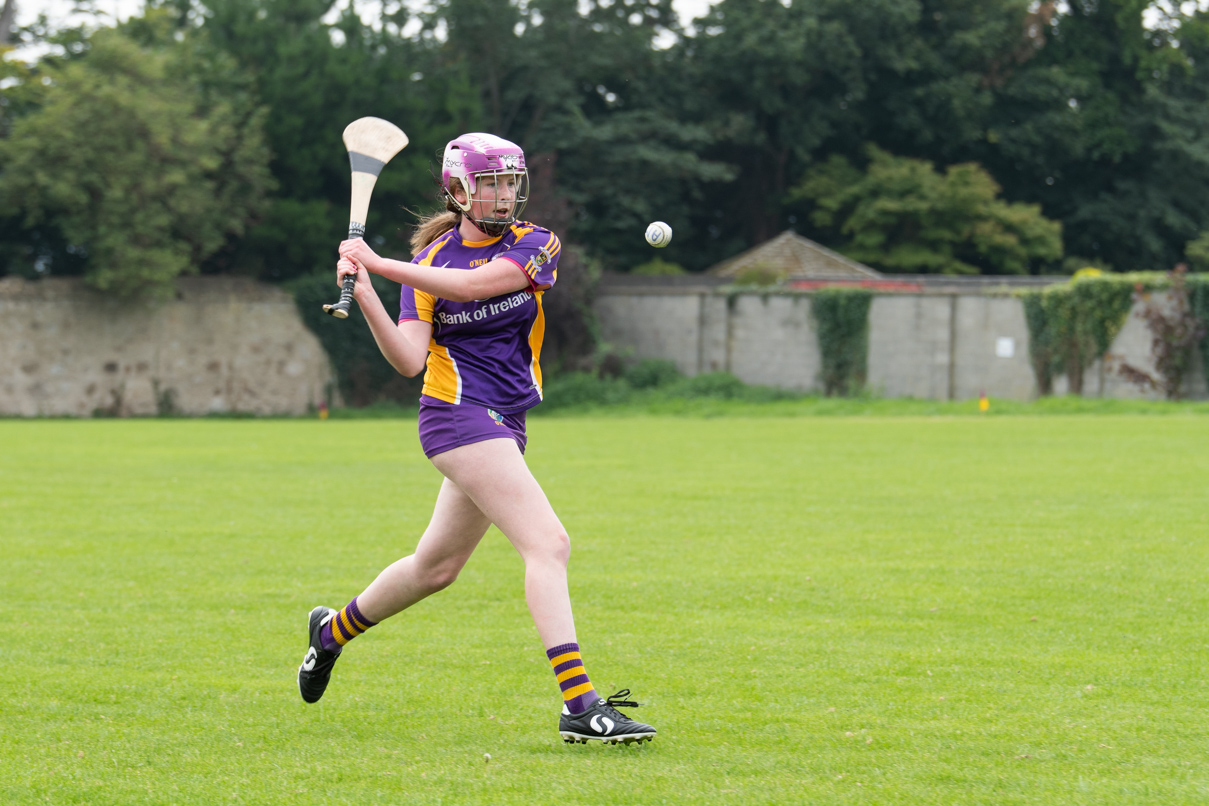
[399,221,561,413]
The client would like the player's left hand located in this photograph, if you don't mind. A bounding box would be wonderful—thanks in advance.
[337,257,373,298]
[339,239,383,274]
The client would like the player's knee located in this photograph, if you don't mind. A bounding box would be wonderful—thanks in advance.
[520,529,570,569]
[547,529,571,567]
[419,558,463,593]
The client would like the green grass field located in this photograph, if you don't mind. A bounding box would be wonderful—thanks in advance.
[3,415,1207,804]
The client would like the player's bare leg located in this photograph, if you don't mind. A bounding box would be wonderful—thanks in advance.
[299,477,491,703]
[430,437,576,646]
[432,437,656,744]
[356,477,492,621]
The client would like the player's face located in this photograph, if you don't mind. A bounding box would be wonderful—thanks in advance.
[470,172,519,222]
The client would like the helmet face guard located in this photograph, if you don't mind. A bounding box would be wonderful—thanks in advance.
[442,133,529,236]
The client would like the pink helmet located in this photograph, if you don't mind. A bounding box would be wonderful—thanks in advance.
[441,133,530,236]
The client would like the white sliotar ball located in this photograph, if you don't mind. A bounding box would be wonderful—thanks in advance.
[645,221,672,248]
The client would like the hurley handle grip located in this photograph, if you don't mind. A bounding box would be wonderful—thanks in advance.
[322,222,365,319]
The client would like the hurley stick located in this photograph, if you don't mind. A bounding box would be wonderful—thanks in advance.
[323,117,410,318]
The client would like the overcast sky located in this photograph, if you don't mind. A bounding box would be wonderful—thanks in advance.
[20,0,1209,34]
[17,0,721,40]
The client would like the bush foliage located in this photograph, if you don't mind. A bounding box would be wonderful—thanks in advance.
[630,257,687,276]
[791,146,1063,275]
[0,26,273,297]
[539,360,799,412]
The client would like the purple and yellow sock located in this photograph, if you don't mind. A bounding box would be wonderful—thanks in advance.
[320,596,377,652]
[547,642,598,715]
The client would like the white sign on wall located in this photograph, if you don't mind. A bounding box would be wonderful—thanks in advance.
[995,337,1015,358]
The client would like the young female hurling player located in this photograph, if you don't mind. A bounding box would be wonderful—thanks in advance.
[297,133,656,745]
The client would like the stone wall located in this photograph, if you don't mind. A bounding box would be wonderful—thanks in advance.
[4,276,1202,416]
[0,277,337,416]
[595,284,1207,400]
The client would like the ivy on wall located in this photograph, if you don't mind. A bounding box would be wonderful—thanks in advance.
[1020,273,1209,396]
[1190,275,1209,382]
[1020,288,1073,396]
[1020,275,1140,394]
[811,288,872,397]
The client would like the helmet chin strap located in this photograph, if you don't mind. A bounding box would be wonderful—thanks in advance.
[470,215,513,237]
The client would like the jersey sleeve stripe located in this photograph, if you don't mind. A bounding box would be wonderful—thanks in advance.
[418,234,452,267]
[414,290,435,322]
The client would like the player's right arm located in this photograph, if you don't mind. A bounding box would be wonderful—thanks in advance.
[340,257,431,378]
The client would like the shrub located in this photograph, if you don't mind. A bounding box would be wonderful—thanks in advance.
[624,359,683,389]
[539,372,632,410]
[537,366,797,411]
[671,372,748,399]
[630,257,687,276]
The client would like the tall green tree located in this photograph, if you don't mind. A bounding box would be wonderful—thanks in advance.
[974,1,1209,270]
[687,0,916,249]
[413,0,735,271]
[194,0,466,278]
[792,145,1062,274]
[0,23,273,296]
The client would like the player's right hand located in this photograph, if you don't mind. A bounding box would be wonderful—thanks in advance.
[339,239,382,273]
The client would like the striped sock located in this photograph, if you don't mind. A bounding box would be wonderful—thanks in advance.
[547,642,598,715]
[320,596,378,652]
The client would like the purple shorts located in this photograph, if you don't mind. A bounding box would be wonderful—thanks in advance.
[417,396,527,458]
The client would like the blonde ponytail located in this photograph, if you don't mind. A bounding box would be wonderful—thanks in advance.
[410,210,460,256]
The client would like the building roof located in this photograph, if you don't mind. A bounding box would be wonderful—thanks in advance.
[707,230,882,281]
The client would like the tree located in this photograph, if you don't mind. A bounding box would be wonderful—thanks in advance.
[0,25,273,296]
[792,145,1061,274]
[978,1,1209,270]
[183,0,478,279]
[0,0,16,46]
[685,0,919,250]
[857,0,1052,163]
[411,0,735,272]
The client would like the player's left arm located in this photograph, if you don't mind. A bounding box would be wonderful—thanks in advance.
[339,240,533,302]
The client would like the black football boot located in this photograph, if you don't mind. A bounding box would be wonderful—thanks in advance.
[297,606,341,704]
[559,689,657,745]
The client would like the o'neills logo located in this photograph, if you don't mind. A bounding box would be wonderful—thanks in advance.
[436,292,530,325]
